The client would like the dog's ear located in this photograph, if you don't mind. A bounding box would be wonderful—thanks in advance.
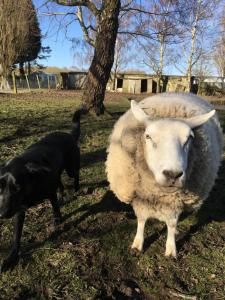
[0,173,20,192]
[25,162,50,174]
[0,162,5,174]
[0,175,7,190]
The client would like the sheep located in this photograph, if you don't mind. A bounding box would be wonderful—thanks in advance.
[106,93,223,258]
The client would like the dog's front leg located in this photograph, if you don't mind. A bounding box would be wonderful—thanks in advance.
[50,194,62,226]
[1,211,25,272]
[74,169,80,192]
[57,180,65,203]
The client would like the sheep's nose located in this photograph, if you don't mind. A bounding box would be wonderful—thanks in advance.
[163,170,183,180]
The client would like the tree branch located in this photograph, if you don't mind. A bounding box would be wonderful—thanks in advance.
[53,0,99,16]
[40,12,76,16]
[76,7,95,47]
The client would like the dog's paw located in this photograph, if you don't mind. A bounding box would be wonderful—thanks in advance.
[74,184,80,192]
[1,254,19,273]
[54,216,62,227]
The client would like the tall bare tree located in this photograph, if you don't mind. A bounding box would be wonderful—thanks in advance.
[174,0,219,91]
[129,0,181,93]
[111,36,132,90]
[213,5,225,77]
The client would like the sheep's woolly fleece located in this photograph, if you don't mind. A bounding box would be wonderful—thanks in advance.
[106,93,223,218]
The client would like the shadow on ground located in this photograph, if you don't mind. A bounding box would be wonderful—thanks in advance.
[177,159,225,252]
[81,148,107,167]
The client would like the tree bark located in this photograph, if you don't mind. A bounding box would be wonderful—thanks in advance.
[187,24,197,92]
[81,0,121,115]
[19,62,25,76]
[0,76,10,90]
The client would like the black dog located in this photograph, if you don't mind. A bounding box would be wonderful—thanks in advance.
[0,111,81,272]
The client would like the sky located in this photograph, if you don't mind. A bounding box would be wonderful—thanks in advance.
[34,0,83,68]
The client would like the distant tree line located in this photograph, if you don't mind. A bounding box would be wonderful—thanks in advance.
[0,0,41,88]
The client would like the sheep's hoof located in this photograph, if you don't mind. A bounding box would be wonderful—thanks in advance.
[131,238,143,252]
[165,247,177,259]
[130,247,142,257]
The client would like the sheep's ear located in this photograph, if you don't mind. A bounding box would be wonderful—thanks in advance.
[131,100,150,125]
[184,110,215,129]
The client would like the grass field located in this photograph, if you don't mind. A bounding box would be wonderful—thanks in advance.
[0,91,225,300]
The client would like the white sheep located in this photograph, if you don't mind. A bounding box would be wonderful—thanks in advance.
[106,93,223,257]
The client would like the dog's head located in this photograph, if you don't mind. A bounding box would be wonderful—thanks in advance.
[0,172,21,218]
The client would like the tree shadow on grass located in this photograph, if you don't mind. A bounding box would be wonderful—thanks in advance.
[81,148,107,167]
[177,159,225,252]
[0,115,71,144]
[19,190,132,263]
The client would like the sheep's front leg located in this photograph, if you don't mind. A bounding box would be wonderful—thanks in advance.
[165,217,178,258]
[131,217,147,252]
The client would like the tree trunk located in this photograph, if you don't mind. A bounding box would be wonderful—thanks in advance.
[81,0,120,115]
[112,72,117,91]
[157,35,165,93]
[0,75,10,90]
[187,25,197,92]
[27,62,31,75]
[156,76,161,93]
[19,62,25,76]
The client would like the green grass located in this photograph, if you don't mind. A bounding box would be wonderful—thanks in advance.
[0,91,225,299]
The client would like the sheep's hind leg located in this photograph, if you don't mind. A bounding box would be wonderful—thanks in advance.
[165,217,178,258]
[131,217,147,252]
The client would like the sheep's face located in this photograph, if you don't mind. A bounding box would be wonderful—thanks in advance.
[0,173,20,218]
[143,119,193,188]
[131,100,215,190]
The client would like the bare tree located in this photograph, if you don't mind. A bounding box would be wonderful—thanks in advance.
[134,0,181,93]
[111,36,132,90]
[174,0,219,91]
[213,5,225,77]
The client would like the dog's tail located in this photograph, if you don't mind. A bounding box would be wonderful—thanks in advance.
[71,109,81,141]
[71,107,86,141]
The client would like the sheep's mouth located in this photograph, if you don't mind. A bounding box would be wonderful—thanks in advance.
[158,186,180,193]
[157,182,185,193]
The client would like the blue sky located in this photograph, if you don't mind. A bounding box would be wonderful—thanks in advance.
[34,0,83,68]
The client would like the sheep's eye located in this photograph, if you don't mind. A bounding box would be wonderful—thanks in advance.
[145,134,151,140]
[183,134,193,148]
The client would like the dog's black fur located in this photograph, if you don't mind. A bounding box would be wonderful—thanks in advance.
[0,111,81,272]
